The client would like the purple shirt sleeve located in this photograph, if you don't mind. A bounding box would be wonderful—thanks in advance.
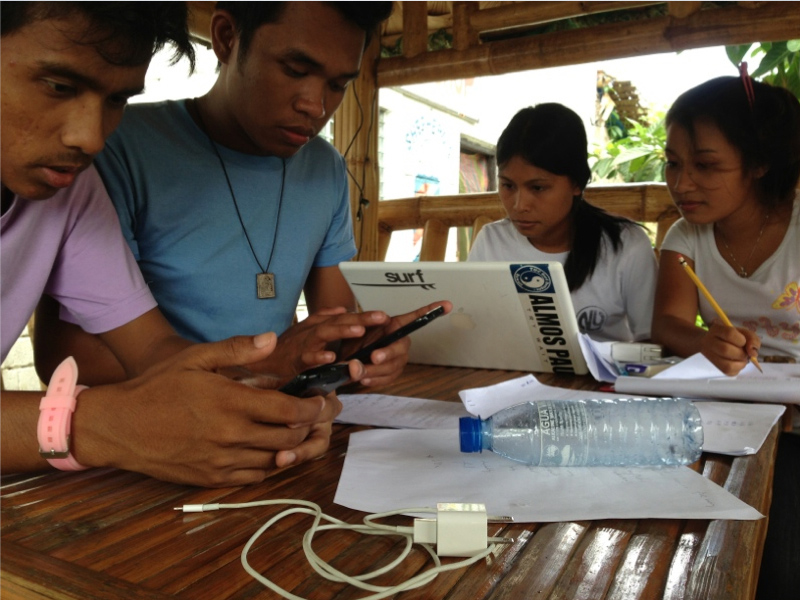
[1,166,157,359]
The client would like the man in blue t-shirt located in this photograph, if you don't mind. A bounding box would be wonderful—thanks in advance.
[36,3,448,387]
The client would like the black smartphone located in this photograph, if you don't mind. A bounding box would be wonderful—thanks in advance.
[344,305,445,364]
[278,363,351,398]
[279,305,446,397]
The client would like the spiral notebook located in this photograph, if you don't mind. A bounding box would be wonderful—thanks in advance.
[340,261,588,375]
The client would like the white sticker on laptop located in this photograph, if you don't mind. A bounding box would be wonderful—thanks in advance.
[511,264,581,375]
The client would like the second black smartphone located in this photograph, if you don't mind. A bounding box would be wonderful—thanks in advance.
[278,363,351,398]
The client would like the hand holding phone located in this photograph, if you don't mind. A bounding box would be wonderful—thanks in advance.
[280,305,446,397]
[344,305,445,364]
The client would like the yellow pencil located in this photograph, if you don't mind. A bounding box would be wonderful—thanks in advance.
[678,255,763,373]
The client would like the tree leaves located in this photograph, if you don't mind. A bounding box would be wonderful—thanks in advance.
[727,41,800,99]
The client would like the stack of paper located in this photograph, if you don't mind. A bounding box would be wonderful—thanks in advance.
[578,333,800,403]
[613,354,800,403]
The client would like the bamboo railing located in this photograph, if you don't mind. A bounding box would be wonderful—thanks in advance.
[376,183,679,261]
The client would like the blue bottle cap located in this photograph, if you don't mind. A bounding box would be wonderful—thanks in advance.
[459,416,482,453]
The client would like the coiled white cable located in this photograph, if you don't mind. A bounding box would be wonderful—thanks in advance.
[175,499,503,600]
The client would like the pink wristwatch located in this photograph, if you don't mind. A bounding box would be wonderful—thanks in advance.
[38,356,89,471]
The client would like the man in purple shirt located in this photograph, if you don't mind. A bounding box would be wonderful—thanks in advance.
[0,2,430,487]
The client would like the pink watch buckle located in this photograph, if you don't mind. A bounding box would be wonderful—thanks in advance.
[38,357,89,471]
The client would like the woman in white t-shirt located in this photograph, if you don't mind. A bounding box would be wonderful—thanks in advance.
[653,73,800,600]
[653,74,800,376]
[468,103,657,342]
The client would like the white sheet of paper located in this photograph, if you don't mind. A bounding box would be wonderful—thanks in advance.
[578,334,619,383]
[458,374,627,419]
[615,364,800,403]
[652,352,741,379]
[580,343,800,404]
[334,429,762,522]
[695,401,785,455]
[338,393,468,429]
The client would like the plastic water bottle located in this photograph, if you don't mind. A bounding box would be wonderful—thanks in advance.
[459,398,703,466]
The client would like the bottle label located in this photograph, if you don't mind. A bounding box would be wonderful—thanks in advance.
[537,400,589,466]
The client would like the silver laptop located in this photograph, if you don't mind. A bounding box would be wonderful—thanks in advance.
[340,261,588,375]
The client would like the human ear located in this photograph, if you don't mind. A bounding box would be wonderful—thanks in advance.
[209,10,238,66]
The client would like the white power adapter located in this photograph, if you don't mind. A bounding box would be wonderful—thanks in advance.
[412,503,512,557]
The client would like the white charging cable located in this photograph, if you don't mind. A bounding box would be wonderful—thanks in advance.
[175,499,513,600]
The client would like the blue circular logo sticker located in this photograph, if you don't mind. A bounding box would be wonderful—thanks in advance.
[513,265,552,293]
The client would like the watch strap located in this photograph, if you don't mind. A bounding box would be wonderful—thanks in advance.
[38,357,89,471]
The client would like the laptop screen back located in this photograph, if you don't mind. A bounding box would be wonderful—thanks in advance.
[340,261,588,375]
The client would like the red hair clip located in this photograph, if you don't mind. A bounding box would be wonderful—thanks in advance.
[739,62,756,110]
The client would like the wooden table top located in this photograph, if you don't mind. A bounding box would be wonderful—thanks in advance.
[1,364,778,600]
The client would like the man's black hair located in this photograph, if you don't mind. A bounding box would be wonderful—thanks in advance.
[215,2,393,63]
[1,2,195,70]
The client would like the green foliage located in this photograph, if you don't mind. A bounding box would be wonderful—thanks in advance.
[592,40,799,184]
[590,114,666,183]
[726,40,800,99]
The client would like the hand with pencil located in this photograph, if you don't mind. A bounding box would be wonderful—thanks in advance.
[678,255,763,374]
[652,252,764,376]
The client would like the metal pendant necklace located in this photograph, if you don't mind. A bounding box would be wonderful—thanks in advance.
[193,99,285,299]
[717,212,769,278]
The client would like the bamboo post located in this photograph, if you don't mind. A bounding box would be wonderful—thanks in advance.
[471,215,494,244]
[377,223,392,261]
[668,1,702,18]
[419,219,450,261]
[402,1,429,58]
[333,38,381,261]
[453,1,479,51]
[186,1,214,42]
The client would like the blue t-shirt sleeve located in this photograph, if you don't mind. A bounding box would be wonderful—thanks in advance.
[313,153,357,267]
[95,132,141,260]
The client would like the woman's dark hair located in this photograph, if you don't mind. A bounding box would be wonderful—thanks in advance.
[497,104,638,291]
[666,76,800,209]
[1,1,195,70]
[215,2,393,64]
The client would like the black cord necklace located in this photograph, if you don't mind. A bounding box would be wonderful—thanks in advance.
[193,98,285,299]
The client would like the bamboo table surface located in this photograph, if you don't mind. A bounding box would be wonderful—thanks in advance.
[1,364,778,600]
